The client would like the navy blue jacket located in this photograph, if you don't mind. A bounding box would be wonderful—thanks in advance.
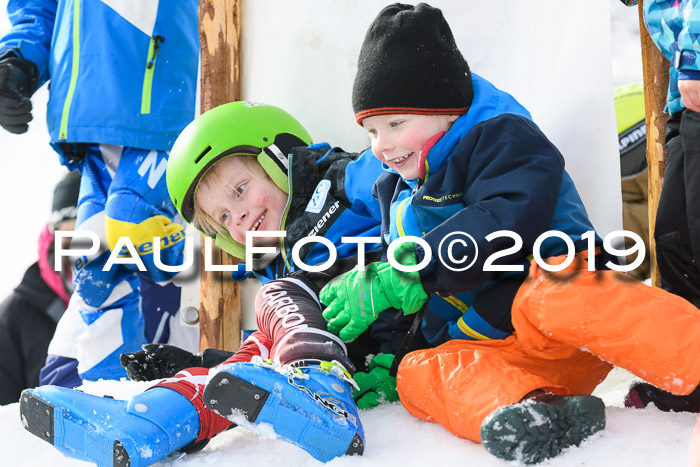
[374,75,600,345]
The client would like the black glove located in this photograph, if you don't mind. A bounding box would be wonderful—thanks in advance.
[119,344,234,381]
[0,55,39,134]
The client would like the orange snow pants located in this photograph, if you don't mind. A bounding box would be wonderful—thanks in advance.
[397,253,700,443]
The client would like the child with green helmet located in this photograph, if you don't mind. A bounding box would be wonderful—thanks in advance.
[166,101,310,259]
[19,101,417,464]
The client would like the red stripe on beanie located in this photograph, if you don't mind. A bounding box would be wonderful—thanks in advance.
[355,107,468,125]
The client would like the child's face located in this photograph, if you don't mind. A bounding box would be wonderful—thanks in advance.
[195,157,288,246]
[362,113,458,180]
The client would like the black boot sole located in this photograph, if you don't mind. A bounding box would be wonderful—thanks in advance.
[19,389,132,467]
[204,371,270,422]
[480,395,606,464]
[19,389,55,446]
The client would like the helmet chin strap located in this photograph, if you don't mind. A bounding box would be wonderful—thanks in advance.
[251,248,281,269]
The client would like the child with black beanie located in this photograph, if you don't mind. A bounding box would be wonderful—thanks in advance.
[321,3,700,464]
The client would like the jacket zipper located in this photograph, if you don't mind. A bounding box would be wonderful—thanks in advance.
[59,0,82,140]
[141,35,165,114]
[395,197,410,238]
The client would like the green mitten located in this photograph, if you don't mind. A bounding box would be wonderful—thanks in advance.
[375,241,429,314]
[353,354,398,409]
[321,262,393,342]
[321,242,429,341]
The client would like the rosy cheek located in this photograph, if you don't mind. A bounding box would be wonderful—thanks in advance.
[398,127,425,148]
[398,135,417,151]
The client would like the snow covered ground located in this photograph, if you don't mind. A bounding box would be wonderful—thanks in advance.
[1,367,697,466]
[1,1,698,466]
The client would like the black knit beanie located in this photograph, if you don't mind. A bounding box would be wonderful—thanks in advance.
[50,171,81,229]
[352,3,472,124]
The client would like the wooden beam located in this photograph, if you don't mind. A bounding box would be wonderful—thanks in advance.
[637,0,669,287]
[199,0,241,113]
[197,0,242,352]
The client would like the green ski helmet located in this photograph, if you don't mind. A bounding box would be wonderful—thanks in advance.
[167,101,312,258]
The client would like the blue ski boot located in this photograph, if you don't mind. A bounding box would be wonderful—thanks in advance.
[19,386,200,467]
[204,357,364,462]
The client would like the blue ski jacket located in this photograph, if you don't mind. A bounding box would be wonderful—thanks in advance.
[0,0,199,165]
[643,0,700,115]
[373,74,600,345]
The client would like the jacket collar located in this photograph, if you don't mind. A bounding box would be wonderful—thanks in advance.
[382,73,533,186]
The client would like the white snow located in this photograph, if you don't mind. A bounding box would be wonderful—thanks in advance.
[0,368,697,466]
[1,1,697,466]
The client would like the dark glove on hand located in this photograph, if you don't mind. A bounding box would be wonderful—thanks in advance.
[353,353,399,409]
[119,344,234,381]
[0,56,39,134]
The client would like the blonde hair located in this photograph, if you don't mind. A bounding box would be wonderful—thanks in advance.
[191,155,269,238]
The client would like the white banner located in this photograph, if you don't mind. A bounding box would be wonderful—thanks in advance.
[240,0,622,237]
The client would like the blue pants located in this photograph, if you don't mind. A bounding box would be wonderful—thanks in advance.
[71,144,186,380]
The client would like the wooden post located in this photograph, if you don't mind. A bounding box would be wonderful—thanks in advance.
[197,0,242,352]
[637,0,669,287]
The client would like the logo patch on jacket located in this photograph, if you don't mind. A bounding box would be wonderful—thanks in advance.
[306,180,331,214]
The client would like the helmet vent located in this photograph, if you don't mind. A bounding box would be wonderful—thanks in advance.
[195,146,212,164]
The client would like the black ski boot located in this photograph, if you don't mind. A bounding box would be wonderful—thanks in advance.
[480,393,605,464]
[625,382,700,412]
